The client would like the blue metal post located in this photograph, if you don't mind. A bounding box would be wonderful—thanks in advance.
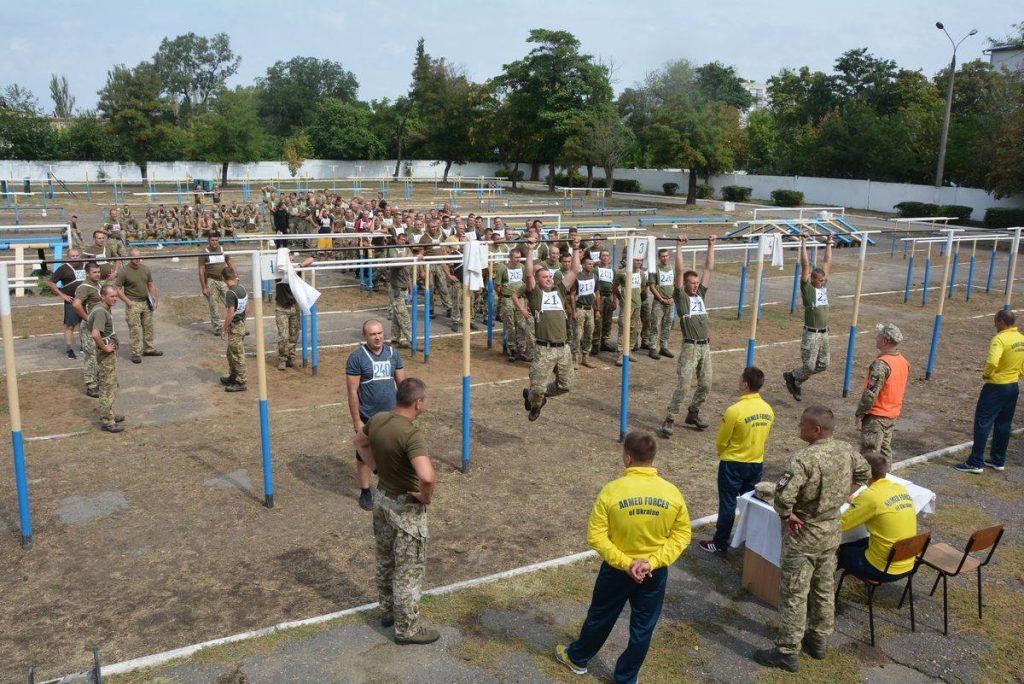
[2,264,33,547]
[176,181,182,205]
[424,283,431,362]
[966,250,976,301]
[11,431,31,547]
[300,309,309,367]
[359,252,365,290]
[411,274,419,353]
[619,355,630,442]
[259,399,273,508]
[486,278,494,348]
[903,254,915,303]
[903,240,909,258]
[737,248,749,319]
[461,374,470,473]
[841,325,857,396]
[745,338,755,368]
[756,265,764,321]
[922,256,931,306]
[842,233,869,398]
[925,315,942,380]
[947,250,959,298]
[889,234,897,257]
[790,261,801,313]
[986,245,997,293]
[310,303,319,376]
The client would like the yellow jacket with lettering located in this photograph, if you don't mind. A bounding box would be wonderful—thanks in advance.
[984,326,1024,384]
[716,392,775,463]
[586,467,691,572]
[840,478,917,574]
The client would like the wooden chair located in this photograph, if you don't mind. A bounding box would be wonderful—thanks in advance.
[835,531,931,646]
[920,524,1005,635]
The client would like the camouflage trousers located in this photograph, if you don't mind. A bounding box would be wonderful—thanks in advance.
[389,289,412,346]
[501,297,534,359]
[599,295,616,346]
[125,300,156,356]
[528,343,573,409]
[373,490,429,639]
[206,278,228,332]
[567,317,579,362]
[275,304,299,362]
[640,296,652,346]
[430,266,452,313]
[616,305,641,360]
[646,299,673,351]
[80,328,98,391]
[774,537,839,655]
[791,330,830,385]
[666,341,712,419]
[576,307,596,360]
[449,281,464,325]
[227,319,248,385]
[97,349,118,426]
[860,414,896,464]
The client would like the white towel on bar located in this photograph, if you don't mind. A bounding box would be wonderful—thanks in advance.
[767,234,785,269]
[465,242,489,291]
[644,236,658,273]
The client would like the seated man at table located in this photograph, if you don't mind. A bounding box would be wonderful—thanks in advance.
[838,451,917,580]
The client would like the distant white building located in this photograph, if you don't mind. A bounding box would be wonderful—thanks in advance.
[984,44,1024,72]
[740,81,768,123]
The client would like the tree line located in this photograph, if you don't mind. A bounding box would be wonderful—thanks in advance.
[0,25,1021,200]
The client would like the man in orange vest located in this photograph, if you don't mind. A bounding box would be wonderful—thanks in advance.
[855,324,908,464]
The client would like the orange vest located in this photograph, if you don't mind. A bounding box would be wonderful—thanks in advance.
[865,353,909,419]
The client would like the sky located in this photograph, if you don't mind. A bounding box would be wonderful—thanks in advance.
[3,0,1020,113]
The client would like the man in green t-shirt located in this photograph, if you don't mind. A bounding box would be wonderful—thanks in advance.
[573,254,601,368]
[87,285,126,432]
[496,247,532,362]
[516,236,580,421]
[556,253,580,367]
[365,377,439,645]
[220,267,249,392]
[72,262,104,398]
[646,248,676,359]
[784,235,833,401]
[386,234,413,348]
[662,234,716,437]
[596,249,616,354]
[199,232,236,335]
[115,248,163,363]
[613,257,646,366]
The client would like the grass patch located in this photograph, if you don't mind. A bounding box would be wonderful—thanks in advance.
[759,643,863,683]
[926,502,995,541]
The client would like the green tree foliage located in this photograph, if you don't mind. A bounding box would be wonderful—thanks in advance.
[987,72,1024,197]
[562,104,634,194]
[60,113,125,160]
[306,99,385,161]
[257,57,358,137]
[153,32,240,120]
[49,74,75,118]
[492,29,613,190]
[97,62,178,181]
[369,96,423,178]
[282,132,313,178]
[0,110,59,159]
[188,88,271,185]
[695,62,753,109]
[0,84,41,115]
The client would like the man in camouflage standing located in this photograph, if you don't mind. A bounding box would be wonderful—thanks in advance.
[646,247,676,360]
[72,262,103,398]
[365,377,440,644]
[115,249,163,364]
[596,249,616,354]
[220,267,248,392]
[199,232,235,335]
[88,285,126,433]
[386,233,413,348]
[754,406,869,672]
[855,324,909,464]
[495,247,531,362]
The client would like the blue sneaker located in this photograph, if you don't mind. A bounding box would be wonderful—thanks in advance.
[983,460,1006,472]
[953,462,983,474]
[554,645,587,675]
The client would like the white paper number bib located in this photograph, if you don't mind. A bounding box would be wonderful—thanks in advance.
[207,254,225,264]
[688,295,707,316]
[598,267,613,283]
[631,272,642,288]
[659,270,674,286]
[507,268,524,284]
[541,291,564,312]
[577,278,595,297]
[814,287,829,306]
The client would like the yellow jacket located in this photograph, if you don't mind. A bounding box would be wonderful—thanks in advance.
[984,327,1024,384]
[587,467,691,572]
[716,393,775,463]
[840,478,918,574]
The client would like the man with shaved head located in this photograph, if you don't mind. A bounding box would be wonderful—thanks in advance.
[114,248,162,364]
[754,406,869,672]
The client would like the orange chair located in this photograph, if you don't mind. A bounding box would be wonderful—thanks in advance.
[835,532,931,646]
[920,524,1005,635]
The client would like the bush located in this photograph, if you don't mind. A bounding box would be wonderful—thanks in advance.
[662,182,679,196]
[591,178,607,188]
[937,204,974,222]
[893,201,936,218]
[612,179,641,193]
[771,189,803,207]
[695,183,714,199]
[721,185,752,202]
[494,166,524,182]
[985,207,1024,229]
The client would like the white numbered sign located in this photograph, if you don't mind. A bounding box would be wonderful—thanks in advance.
[688,295,707,316]
[814,287,829,306]
[577,278,595,297]
[541,291,564,312]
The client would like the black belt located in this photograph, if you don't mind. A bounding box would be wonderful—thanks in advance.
[683,338,709,345]
[804,327,828,333]
[535,340,566,347]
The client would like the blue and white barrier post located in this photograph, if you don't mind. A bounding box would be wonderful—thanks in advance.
[737,248,749,319]
[921,243,932,307]
[926,230,959,380]
[966,241,977,302]
[411,262,419,353]
[790,260,801,314]
[903,242,915,303]
[889,234,897,258]
[619,237,635,442]
[300,309,309,367]
[424,272,432,363]
[461,260,472,473]
[1,264,32,548]
[842,233,869,397]
[1005,228,1021,312]
[250,253,274,508]
[746,236,765,368]
[985,243,997,294]
[310,303,319,376]
[947,244,960,299]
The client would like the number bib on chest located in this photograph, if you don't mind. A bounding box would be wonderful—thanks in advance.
[687,295,707,316]
[577,278,595,297]
[207,254,225,264]
[659,270,674,286]
[631,272,642,288]
[598,267,613,283]
[507,268,523,284]
[541,291,564,312]
[814,287,828,306]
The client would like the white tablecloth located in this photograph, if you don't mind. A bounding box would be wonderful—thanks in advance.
[729,474,936,568]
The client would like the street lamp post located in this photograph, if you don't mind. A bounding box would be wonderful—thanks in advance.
[934,22,978,188]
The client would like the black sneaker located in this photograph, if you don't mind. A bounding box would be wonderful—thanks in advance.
[753,647,799,672]
[953,462,983,474]
[358,488,374,511]
[65,348,76,359]
[507,353,518,363]
[131,355,142,364]
[983,460,1006,472]
[783,372,801,401]
[101,423,124,434]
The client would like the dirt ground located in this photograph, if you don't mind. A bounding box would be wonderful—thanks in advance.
[0,189,1020,680]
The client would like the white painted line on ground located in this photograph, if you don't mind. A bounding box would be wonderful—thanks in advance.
[25,430,89,442]
[79,430,1014,680]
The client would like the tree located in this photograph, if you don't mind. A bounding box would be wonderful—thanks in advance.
[0,84,40,115]
[695,62,752,109]
[61,113,125,160]
[188,88,271,185]
[0,111,58,159]
[492,29,613,190]
[49,75,75,118]
[986,71,1024,196]
[153,32,240,119]
[282,132,312,178]
[370,97,422,178]
[306,99,385,161]
[563,105,634,194]
[257,57,358,137]
[97,62,176,183]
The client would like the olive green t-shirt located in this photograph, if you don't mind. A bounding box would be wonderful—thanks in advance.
[528,282,569,343]
[654,267,675,299]
[675,283,709,341]
[85,244,119,280]
[386,247,410,292]
[575,271,598,307]
[87,305,114,340]
[800,279,830,329]
[202,247,228,281]
[496,262,525,297]
[114,264,152,301]
[225,283,248,324]
[596,265,615,295]
[613,269,646,308]
[74,281,102,315]
[364,412,429,496]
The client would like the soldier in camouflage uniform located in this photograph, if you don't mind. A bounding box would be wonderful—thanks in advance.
[72,262,103,398]
[856,324,909,464]
[495,247,532,362]
[220,268,248,392]
[274,254,315,370]
[613,256,646,366]
[387,235,413,347]
[517,237,580,421]
[596,249,617,353]
[784,235,834,400]
[646,248,677,359]
[87,285,126,433]
[754,406,870,672]
[365,377,440,644]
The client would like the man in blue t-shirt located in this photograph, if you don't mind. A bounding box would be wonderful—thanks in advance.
[347,319,407,510]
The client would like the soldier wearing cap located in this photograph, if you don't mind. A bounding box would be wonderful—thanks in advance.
[784,235,833,401]
[855,323,909,465]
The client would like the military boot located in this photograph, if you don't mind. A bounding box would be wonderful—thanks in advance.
[685,409,709,431]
